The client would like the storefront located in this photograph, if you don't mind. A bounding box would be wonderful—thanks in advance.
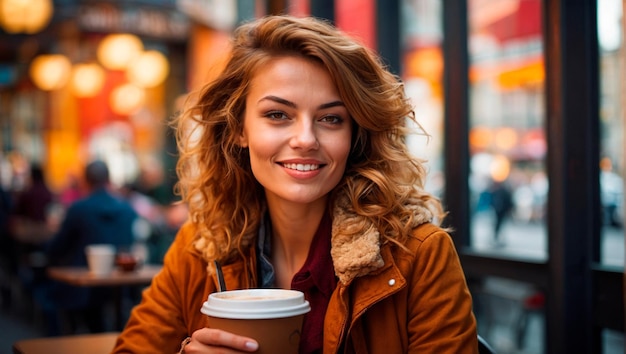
[0,0,240,204]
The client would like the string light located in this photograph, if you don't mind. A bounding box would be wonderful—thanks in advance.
[29,54,72,91]
[0,0,53,34]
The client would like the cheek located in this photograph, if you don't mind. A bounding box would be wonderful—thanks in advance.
[246,133,276,167]
[336,144,352,173]
[326,131,352,159]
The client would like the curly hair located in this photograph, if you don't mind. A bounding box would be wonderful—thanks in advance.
[173,15,445,263]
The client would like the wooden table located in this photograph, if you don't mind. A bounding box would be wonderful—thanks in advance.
[47,265,162,330]
[13,332,120,354]
[47,264,162,287]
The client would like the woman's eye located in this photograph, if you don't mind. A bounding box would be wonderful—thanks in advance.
[320,115,344,124]
[265,111,288,120]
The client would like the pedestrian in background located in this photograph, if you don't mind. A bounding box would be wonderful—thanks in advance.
[488,179,513,247]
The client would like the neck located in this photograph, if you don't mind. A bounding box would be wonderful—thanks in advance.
[266,196,327,287]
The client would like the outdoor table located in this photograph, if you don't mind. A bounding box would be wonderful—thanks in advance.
[47,264,162,287]
[47,264,162,330]
[13,332,120,354]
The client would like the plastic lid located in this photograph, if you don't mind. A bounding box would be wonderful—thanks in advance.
[201,289,311,320]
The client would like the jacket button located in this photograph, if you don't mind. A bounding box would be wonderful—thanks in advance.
[388,279,396,286]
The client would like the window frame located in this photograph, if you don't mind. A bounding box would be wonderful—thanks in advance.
[441,0,624,353]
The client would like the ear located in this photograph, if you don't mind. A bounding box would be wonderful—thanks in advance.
[238,130,248,148]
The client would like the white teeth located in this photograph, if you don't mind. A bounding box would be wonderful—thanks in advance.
[283,163,320,171]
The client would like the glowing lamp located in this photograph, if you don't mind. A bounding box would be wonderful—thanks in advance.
[110,83,145,115]
[126,50,169,88]
[71,63,105,97]
[469,127,493,150]
[494,127,518,151]
[97,34,144,70]
[490,154,511,183]
[29,54,72,91]
[0,0,53,34]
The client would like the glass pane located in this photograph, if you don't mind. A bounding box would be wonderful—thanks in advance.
[401,0,445,197]
[598,0,624,268]
[469,276,545,354]
[468,0,547,260]
[603,329,625,354]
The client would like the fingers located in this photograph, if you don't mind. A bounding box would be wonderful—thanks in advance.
[183,328,259,353]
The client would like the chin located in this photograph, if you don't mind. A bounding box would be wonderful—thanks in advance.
[268,188,330,206]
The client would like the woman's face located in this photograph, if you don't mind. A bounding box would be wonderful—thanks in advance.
[240,55,352,207]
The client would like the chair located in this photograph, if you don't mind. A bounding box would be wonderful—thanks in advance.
[478,334,495,354]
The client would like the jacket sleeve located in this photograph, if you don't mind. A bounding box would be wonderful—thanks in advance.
[407,229,478,353]
[112,223,202,353]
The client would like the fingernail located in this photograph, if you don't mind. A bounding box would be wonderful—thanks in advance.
[245,341,259,351]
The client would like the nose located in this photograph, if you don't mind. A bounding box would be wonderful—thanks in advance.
[289,119,319,150]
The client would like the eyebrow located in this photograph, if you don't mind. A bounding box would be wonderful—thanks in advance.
[259,95,345,110]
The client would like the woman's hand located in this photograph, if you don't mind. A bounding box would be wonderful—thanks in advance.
[180,328,259,353]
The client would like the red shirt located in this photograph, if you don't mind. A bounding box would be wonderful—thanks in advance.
[291,211,336,354]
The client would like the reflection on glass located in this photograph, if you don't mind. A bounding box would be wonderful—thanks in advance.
[602,329,625,354]
[468,0,547,260]
[401,0,445,197]
[598,0,624,268]
[469,276,545,354]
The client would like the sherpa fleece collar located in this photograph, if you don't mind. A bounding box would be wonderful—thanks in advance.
[330,192,433,284]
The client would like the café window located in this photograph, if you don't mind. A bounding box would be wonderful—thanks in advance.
[467,0,547,260]
[401,0,445,197]
[598,0,624,267]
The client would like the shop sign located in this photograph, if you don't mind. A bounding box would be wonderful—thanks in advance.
[176,0,236,31]
[78,3,190,41]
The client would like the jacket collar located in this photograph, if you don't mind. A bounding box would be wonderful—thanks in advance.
[191,191,435,285]
[330,192,433,284]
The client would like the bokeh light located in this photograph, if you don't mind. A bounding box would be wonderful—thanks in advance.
[29,54,72,91]
[71,63,106,97]
[97,33,144,70]
[126,50,170,88]
[0,0,53,34]
[109,83,145,115]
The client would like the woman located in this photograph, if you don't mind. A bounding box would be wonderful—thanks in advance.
[113,15,478,353]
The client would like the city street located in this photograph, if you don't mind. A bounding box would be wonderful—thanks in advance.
[471,211,624,267]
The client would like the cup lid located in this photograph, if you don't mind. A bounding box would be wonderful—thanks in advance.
[201,289,311,319]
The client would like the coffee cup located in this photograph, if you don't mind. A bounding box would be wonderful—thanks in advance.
[201,289,311,354]
[85,244,116,276]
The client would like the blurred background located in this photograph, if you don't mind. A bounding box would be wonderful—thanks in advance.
[0,0,623,353]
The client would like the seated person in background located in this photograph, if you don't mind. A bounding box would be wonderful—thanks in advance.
[0,183,14,309]
[9,164,57,316]
[44,160,139,334]
[10,163,57,244]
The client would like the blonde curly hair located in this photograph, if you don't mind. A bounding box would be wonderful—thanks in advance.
[173,15,445,263]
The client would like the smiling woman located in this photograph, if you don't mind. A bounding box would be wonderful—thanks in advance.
[113,15,478,354]
[240,55,352,211]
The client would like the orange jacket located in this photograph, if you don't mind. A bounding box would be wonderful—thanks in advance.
[113,219,478,353]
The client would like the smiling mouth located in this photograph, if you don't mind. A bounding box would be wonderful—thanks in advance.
[282,163,321,171]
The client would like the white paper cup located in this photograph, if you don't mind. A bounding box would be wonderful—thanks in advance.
[85,244,116,276]
[201,289,311,354]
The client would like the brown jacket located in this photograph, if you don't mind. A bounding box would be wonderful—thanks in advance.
[113,205,478,353]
